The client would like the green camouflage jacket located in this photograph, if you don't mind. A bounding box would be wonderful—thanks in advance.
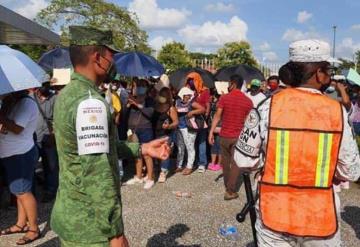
[51,72,139,243]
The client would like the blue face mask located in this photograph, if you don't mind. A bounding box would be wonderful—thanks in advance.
[325,86,335,94]
[136,87,147,95]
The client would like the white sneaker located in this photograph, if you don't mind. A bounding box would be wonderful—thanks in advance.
[125,176,143,185]
[198,165,206,173]
[144,180,155,190]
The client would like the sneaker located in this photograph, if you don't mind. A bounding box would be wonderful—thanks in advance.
[125,176,143,185]
[158,172,167,183]
[198,165,206,173]
[212,164,222,171]
[144,180,155,190]
[224,191,239,201]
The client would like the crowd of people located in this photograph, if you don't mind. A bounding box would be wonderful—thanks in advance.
[0,26,359,247]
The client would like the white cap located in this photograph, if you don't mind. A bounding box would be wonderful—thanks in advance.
[178,87,194,99]
[154,74,170,91]
[289,39,341,64]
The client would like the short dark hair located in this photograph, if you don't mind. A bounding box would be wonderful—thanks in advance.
[69,45,107,66]
[281,61,330,87]
[267,75,279,83]
[230,74,244,89]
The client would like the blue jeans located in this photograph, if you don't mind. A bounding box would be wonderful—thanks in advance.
[196,128,208,167]
[211,134,221,155]
[1,146,38,195]
[38,142,59,195]
[135,128,154,144]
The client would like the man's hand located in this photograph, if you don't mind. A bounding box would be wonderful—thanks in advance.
[335,82,347,93]
[110,235,129,247]
[142,137,170,160]
[208,132,215,145]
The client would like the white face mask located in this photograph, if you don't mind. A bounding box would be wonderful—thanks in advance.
[325,86,336,94]
[111,85,117,90]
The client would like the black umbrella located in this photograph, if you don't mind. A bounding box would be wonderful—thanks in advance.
[215,64,265,83]
[169,68,215,90]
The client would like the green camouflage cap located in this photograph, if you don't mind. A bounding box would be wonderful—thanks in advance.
[69,26,120,52]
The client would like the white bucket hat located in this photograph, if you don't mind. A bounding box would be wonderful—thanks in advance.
[289,39,341,64]
[178,87,194,99]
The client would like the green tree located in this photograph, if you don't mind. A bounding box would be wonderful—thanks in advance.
[157,42,192,72]
[36,0,151,53]
[9,44,48,61]
[215,41,258,68]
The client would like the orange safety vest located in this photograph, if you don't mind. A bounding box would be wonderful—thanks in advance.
[260,88,343,237]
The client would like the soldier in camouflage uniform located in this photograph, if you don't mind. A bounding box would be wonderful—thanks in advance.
[51,26,170,247]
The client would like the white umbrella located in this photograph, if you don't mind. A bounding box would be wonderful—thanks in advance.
[0,45,48,95]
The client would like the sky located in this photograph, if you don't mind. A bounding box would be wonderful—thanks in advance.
[2,0,360,64]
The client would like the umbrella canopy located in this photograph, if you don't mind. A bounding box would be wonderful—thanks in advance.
[38,47,72,72]
[0,45,47,95]
[169,68,215,90]
[215,64,265,83]
[114,52,165,77]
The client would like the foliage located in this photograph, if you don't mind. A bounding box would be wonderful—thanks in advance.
[337,51,360,73]
[157,42,192,72]
[215,41,258,68]
[189,52,217,60]
[9,44,48,61]
[36,0,151,53]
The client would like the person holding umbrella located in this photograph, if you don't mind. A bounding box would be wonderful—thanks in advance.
[0,90,41,245]
[234,39,360,246]
[0,45,48,245]
[50,26,170,247]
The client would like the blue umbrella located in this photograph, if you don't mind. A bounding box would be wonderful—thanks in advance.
[114,52,165,77]
[0,45,48,96]
[38,47,72,71]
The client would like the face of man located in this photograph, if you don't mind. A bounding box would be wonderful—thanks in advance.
[268,79,279,91]
[317,66,332,92]
[92,48,116,84]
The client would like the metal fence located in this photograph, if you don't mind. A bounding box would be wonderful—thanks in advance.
[192,59,283,79]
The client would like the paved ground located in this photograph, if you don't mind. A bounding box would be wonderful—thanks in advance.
[0,170,360,247]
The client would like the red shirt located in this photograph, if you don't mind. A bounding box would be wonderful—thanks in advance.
[217,89,253,138]
[196,89,211,108]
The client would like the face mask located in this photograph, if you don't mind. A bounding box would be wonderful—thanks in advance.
[99,56,117,84]
[325,86,336,94]
[268,82,278,91]
[136,87,147,96]
[111,85,117,90]
[157,96,167,103]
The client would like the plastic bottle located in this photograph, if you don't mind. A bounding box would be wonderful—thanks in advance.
[219,223,240,241]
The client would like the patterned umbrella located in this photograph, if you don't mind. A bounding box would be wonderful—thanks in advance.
[0,45,48,95]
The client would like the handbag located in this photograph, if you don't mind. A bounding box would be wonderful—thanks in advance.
[186,115,208,132]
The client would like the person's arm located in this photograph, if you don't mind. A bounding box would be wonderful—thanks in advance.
[117,138,171,160]
[0,97,36,134]
[336,83,352,112]
[187,101,205,118]
[335,106,360,182]
[208,108,223,145]
[163,107,179,130]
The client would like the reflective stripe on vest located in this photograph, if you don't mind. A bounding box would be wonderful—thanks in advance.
[315,133,333,187]
[275,130,289,185]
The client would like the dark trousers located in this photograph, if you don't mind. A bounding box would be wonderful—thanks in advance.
[38,143,59,194]
[219,137,242,193]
